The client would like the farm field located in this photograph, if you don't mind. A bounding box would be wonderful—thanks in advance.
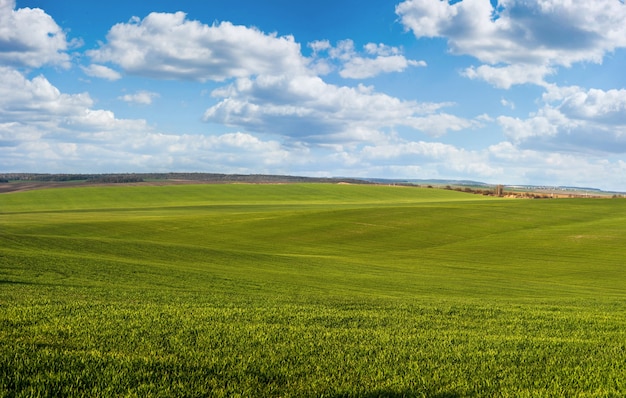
[1,183,625,397]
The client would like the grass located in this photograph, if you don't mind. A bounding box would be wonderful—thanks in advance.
[1,183,625,396]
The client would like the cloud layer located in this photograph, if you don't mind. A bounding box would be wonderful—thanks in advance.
[205,74,474,145]
[499,85,626,153]
[397,0,626,86]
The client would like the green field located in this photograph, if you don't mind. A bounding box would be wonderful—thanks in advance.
[1,183,625,397]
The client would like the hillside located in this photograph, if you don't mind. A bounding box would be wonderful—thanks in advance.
[1,184,625,396]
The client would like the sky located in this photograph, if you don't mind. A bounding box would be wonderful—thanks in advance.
[2,0,626,191]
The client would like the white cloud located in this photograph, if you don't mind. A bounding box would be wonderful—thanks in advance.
[119,90,160,105]
[487,141,626,190]
[0,66,93,123]
[308,40,331,53]
[0,66,310,174]
[310,39,426,79]
[498,110,564,143]
[0,66,149,146]
[498,85,626,153]
[204,73,475,145]
[500,98,515,110]
[414,113,480,136]
[81,64,122,81]
[0,0,70,68]
[341,55,426,79]
[1,126,308,175]
[397,0,626,87]
[361,139,502,177]
[109,131,302,171]
[558,88,626,124]
[66,109,149,134]
[350,138,626,190]
[363,43,400,56]
[463,64,553,89]
[88,12,307,81]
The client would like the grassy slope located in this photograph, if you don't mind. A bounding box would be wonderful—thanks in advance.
[1,184,625,397]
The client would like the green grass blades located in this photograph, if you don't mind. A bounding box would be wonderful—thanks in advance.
[1,184,626,396]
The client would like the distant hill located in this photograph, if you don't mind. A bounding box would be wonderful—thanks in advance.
[1,173,622,195]
[0,172,372,186]
[362,178,491,187]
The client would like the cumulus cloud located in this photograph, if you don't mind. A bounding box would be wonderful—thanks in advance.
[352,138,626,190]
[87,12,307,81]
[0,128,306,174]
[81,10,446,154]
[341,54,425,79]
[498,85,626,153]
[0,66,148,148]
[102,131,303,171]
[487,141,626,189]
[361,139,502,177]
[0,66,93,123]
[81,64,122,81]
[0,0,71,68]
[88,17,425,82]
[204,73,475,145]
[500,98,515,110]
[0,6,472,175]
[0,66,309,173]
[119,90,160,105]
[557,88,626,124]
[463,64,554,89]
[309,39,426,79]
[397,0,626,87]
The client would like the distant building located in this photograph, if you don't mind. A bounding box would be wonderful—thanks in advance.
[495,185,504,197]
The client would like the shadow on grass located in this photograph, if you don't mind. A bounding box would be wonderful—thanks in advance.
[330,390,461,398]
[0,279,34,285]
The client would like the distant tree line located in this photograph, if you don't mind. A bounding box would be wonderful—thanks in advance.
[88,175,145,183]
[1,173,93,182]
[0,173,371,185]
[0,173,144,183]
[443,184,504,197]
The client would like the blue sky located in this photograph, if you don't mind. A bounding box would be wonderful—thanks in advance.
[2,0,626,190]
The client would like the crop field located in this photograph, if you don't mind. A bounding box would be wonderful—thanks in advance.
[1,183,625,397]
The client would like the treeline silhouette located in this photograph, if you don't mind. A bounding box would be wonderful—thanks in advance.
[0,173,371,185]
